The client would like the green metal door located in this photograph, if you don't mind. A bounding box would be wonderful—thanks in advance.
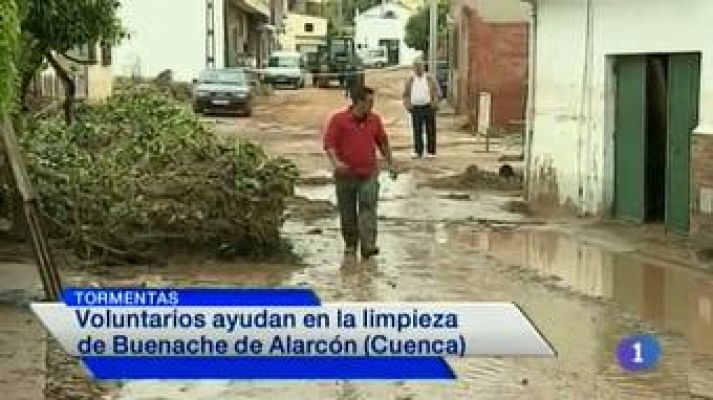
[615,56,647,221]
[666,54,701,233]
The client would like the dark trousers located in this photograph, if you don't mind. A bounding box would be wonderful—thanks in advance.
[335,174,379,253]
[410,105,436,156]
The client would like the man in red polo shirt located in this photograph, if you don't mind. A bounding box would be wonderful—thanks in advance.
[323,86,397,260]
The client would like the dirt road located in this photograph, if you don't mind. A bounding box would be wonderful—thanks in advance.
[2,69,712,399]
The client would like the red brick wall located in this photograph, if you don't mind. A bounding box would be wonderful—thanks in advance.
[457,7,528,130]
[691,134,713,238]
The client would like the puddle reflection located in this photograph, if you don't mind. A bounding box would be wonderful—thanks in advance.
[451,227,713,355]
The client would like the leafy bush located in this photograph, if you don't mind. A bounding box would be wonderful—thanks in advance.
[17,86,298,262]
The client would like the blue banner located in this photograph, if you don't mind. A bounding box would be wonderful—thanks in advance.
[33,286,558,381]
[82,357,456,380]
[61,288,321,307]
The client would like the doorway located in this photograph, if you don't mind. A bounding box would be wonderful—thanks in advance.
[645,55,668,222]
[613,53,700,233]
[378,39,400,65]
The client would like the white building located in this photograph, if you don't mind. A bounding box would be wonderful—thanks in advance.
[525,0,713,236]
[354,2,421,67]
[115,0,279,82]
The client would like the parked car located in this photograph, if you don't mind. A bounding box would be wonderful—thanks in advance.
[359,47,388,69]
[263,51,306,89]
[192,68,254,116]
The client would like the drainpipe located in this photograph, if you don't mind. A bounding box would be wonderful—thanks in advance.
[524,0,537,202]
[223,0,229,68]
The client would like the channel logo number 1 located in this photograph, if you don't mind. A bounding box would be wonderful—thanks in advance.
[616,334,662,372]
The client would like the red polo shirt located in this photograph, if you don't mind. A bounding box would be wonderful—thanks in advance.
[323,108,387,179]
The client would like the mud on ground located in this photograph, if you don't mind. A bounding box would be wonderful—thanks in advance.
[423,164,523,193]
[285,195,337,221]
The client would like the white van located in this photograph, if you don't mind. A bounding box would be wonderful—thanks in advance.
[263,51,306,89]
[360,47,388,69]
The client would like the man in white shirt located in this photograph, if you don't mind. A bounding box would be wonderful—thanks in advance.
[403,60,440,158]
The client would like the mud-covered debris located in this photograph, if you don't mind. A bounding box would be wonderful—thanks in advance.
[499,164,515,178]
[498,154,524,162]
[423,164,523,192]
[307,227,323,235]
[299,176,334,185]
[441,193,471,201]
[504,200,530,214]
[693,248,713,264]
[286,196,337,221]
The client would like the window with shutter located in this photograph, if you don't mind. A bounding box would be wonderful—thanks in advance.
[88,43,97,63]
[101,42,112,66]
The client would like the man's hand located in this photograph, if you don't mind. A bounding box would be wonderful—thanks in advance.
[403,99,412,112]
[327,148,350,176]
[333,160,350,176]
[387,164,399,181]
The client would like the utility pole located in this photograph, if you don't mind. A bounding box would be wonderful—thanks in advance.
[428,0,437,75]
[206,0,216,69]
[338,0,343,32]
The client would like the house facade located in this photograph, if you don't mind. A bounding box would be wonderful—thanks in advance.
[30,43,113,104]
[279,13,328,55]
[115,0,279,82]
[354,2,421,67]
[524,0,713,238]
[224,0,277,68]
[450,0,529,130]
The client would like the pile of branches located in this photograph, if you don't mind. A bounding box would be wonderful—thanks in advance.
[15,86,298,262]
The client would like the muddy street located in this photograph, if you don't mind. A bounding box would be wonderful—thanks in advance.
[2,69,713,399]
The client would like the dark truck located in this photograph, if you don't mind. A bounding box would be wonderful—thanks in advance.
[308,35,364,92]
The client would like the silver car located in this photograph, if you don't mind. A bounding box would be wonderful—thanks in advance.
[192,68,254,116]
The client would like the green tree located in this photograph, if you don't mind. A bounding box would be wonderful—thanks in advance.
[404,1,449,53]
[19,0,124,124]
[0,0,21,116]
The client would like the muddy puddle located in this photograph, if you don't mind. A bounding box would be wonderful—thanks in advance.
[448,226,713,355]
[295,172,525,224]
[3,170,713,399]
[112,174,713,399]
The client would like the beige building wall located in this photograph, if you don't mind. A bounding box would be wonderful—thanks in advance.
[32,43,113,103]
[280,13,328,53]
[399,0,425,12]
[85,63,113,103]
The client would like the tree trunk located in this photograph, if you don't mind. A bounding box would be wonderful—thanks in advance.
[16,39,46,112]
[19,72,33,112]
[45,52,75,125]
